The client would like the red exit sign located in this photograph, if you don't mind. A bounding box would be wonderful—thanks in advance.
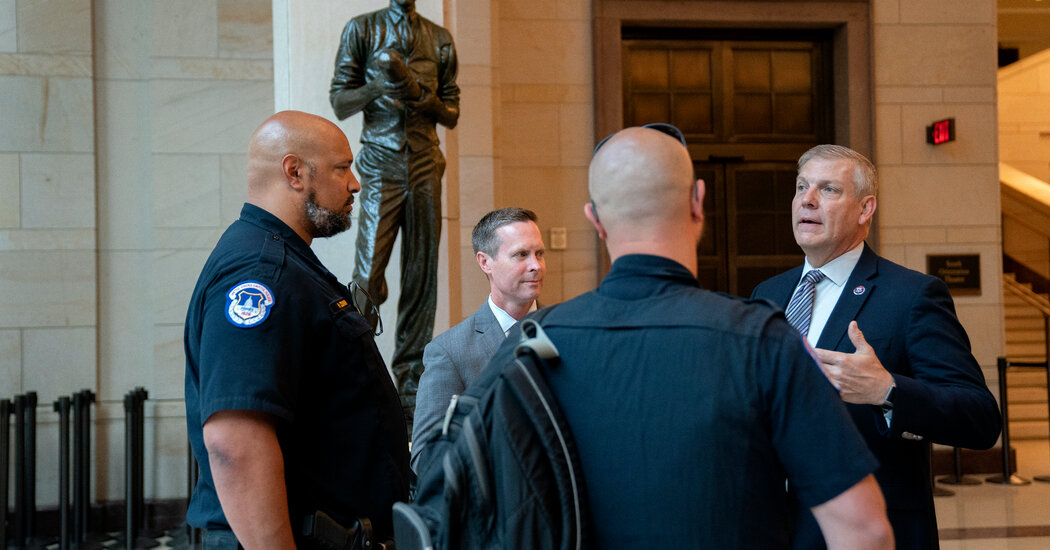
[926,118,955,145]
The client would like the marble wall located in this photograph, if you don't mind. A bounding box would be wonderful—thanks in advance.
[495,0,599,305]
[2,0,273,504]
[1,0,100,505]
[872,0,1004,379]
[0,0,96,395]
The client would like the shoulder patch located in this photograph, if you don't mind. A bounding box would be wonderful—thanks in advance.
[225,280,276,328]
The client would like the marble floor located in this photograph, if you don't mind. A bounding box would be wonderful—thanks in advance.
[937,440,1050,549]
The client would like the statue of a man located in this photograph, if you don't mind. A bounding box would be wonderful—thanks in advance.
[330,0,460,434]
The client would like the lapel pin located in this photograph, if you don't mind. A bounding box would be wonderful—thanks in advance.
[853,286,866,296]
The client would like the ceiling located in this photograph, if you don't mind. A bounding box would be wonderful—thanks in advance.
[999,0,1050,60]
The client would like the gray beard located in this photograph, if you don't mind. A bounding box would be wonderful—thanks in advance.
[305,190,353,238]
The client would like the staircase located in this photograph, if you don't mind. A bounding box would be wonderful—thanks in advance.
[1003,275,1049,441]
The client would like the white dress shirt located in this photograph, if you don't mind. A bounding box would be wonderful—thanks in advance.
[800,242,865,347]
[487,295,537,337]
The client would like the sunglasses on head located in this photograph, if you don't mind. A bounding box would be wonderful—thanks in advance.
[592,122,688,156]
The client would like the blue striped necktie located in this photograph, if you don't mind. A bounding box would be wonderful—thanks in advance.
[785,270,826,337]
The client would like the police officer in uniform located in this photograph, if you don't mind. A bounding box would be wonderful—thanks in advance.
[184,111,410,549]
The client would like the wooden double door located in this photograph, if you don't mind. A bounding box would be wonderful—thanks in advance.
[622,29,834,297]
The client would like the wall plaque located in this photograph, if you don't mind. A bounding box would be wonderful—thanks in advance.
[926,254,981,296]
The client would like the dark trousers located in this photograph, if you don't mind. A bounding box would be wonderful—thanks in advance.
[353,143,444,434]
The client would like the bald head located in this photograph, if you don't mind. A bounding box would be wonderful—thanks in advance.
[586,126,704,271]
[243,111,359,244]
[589,127,696,232]
[247,111,348,193]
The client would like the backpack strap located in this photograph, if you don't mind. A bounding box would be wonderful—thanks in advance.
[514,318,559,361]
[505,324,587,549]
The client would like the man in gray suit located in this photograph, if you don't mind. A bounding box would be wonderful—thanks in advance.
[410,207,546,470]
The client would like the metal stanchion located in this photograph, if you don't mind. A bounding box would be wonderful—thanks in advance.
[931,446,954,496]
[73,389,106,550]
[24,391,38,544]
[938,447,981,485]
[12,391,49,550]
[122,388,158,550]
[124,391,136,550]
[932,484,954,496]
[73,390,89,544]
[73,391,85,542]
[135,388,162,541]
[134,388,158,540]
[987,357,1031,485]
[135,388,144,536]
[13,394,27,545]
[1,398,11,549]
[55,396,72,550]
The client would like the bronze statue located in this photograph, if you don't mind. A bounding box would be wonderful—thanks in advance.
[330,0,460,434]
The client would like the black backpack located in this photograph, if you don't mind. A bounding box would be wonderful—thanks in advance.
[392,316,591,550]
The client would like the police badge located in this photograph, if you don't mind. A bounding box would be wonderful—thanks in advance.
[225,281,275,328]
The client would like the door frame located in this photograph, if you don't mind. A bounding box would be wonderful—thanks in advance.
[591,0,875,277]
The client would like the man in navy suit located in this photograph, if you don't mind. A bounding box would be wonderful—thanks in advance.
[410,207,545,470]
[751,144,1001,550]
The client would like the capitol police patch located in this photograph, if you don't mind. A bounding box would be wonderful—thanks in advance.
[225,281,275,328]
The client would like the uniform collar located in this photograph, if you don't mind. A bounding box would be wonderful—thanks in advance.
[238,203,332,276]
[599,254,699,300]
[239,203,303,243]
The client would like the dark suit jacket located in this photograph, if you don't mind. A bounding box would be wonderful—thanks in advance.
[752,244,1001,550]
[410,301,505,470]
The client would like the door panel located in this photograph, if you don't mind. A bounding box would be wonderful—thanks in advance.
[622,31,831,296]
[697,162,803,297]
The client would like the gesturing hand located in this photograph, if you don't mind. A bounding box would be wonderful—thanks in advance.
[813,321,894,405]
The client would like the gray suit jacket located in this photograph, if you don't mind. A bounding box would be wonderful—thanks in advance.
[410,300,505,470]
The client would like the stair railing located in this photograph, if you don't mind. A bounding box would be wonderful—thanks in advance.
[1002,278,1050,483]
[1003,276,1050,364]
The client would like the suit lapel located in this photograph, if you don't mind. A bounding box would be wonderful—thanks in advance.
[815,244,878,351]
[472,301,506,349]
[770,265,805,308]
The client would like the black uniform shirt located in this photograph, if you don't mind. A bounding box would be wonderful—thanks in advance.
[502,254,877,548]
[184,203,409,538]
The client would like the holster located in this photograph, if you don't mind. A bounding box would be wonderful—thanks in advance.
[302,510,395,550]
